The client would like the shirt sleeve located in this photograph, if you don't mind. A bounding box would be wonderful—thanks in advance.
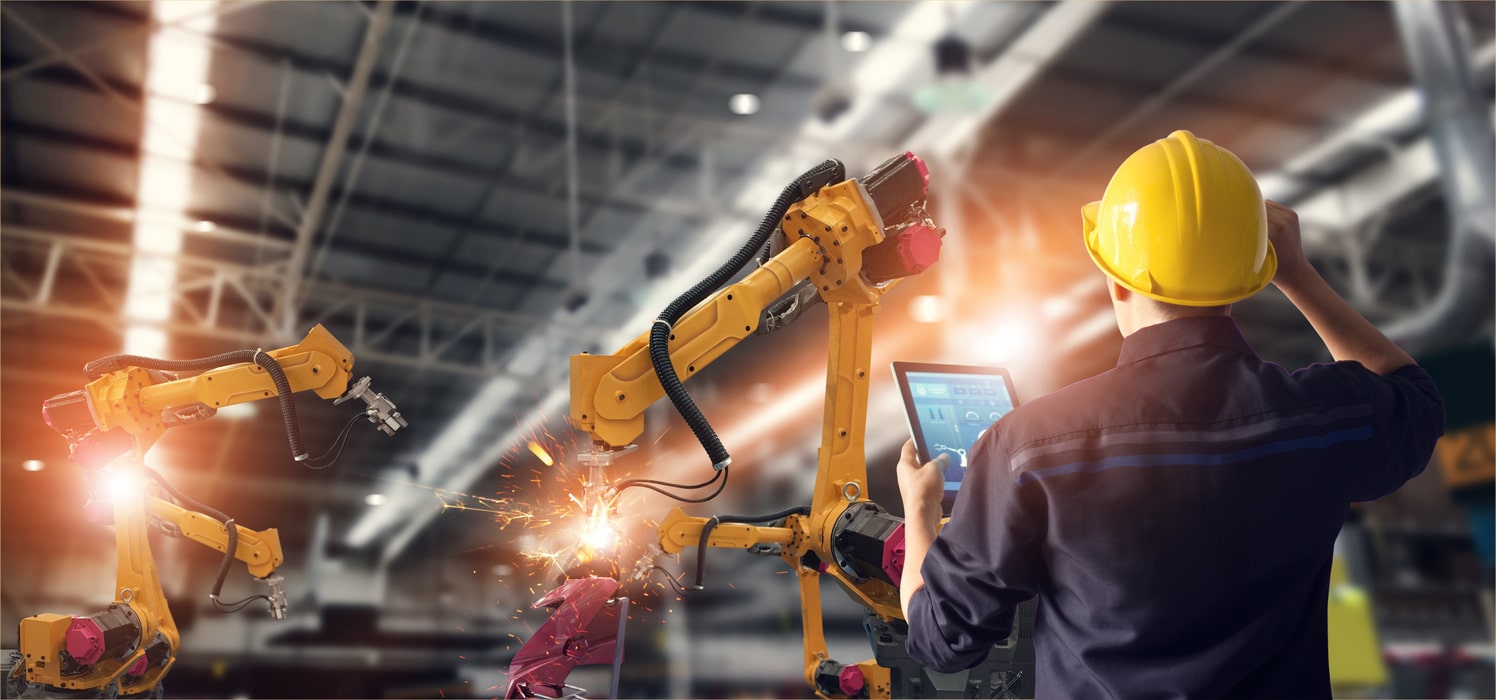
[1325,362,1446,502]
[905,427,1044,673]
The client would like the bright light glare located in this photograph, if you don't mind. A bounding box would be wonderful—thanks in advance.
[22,460,45,472]
[910,295,946,323]
[364,493,388,507]
[841,31,872,52]
[971,318,1037,364]
[193,220,216,233]
[216,402,256,420]
[583,526,618,551]
[124,327,169,358]
[106,471,143,502]
[527,441,555,467]
[192,83,216,105]
[728,93,761,116]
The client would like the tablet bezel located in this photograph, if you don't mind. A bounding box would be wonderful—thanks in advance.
[891,361,1020,509]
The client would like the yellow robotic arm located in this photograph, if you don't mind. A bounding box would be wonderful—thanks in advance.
[569,153,944,698]
[12,325,404,698]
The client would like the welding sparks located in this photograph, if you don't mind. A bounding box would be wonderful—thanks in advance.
[527,441,555,467]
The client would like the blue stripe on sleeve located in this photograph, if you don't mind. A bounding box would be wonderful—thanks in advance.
[1014,425,1373,486]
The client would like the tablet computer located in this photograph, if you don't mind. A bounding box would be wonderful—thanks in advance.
[891,362,1020,510]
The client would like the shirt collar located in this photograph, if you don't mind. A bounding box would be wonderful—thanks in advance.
[1116,316,1258,367]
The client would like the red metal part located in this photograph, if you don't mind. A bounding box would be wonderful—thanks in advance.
[905,151,930,190]
[64,617,104,666]
[126,655,148,677]
[504,577,624,699]
[839,664,866,697]
[863,224,943,284]
[882,522,907,584]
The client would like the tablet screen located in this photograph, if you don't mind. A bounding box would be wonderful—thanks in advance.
[892,362,1019,503]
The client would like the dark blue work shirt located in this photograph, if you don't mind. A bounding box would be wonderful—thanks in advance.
[906,316,1446,699]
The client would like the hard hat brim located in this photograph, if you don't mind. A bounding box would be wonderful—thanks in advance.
[1082,225,1279,307]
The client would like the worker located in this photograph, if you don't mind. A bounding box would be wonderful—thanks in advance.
[896,130,1445,698]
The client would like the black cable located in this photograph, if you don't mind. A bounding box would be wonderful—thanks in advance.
[609,466,722,501]
[143,466,229,523]
[650,565,688,597]
[251,352,307,463]
[210,593,271,613]
[84,348,356,469]
[694,517,721,590]
[616,467,729,504]
[299,411,365,470]
[692,505,811,591]
[85,349,257,380]
[141,467,266,615]
[720,505,813,524]
[648,160,845,473]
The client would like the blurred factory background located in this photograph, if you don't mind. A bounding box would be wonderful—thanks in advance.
[2,1,1493,698]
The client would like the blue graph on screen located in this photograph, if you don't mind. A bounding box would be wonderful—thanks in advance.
[907,372,1015,493]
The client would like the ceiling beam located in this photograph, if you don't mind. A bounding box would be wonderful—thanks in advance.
[1100,8,1408,88]
[276,1,395,339]
[409,2,825,91]
[687,2,881,37]
[2,122,615,256]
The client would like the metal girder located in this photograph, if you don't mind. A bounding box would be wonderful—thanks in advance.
[1292,136,1441,233]
[1099,8,1409,88]
[2,120,615,256]
[410,2,826,93]
[1051,1,1305,174]
[1,189,291,252]
[305,1,428,295]
[0,226,568,378]
[276,0,395,340]
[676,1,880,40]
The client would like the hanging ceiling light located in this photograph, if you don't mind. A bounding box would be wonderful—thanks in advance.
[728,93,761,116]
[913,31,993,115]
[841,30,872,52]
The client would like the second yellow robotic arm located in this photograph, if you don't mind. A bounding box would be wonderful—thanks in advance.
[14,325,405,698]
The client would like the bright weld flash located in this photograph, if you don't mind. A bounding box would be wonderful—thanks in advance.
[582,506,618,552]
[527,441,555,467]
[106,471,143,502]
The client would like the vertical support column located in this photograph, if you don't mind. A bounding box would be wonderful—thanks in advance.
[34,240,64,305]
[797,567,832,695]
[811,302,877,530]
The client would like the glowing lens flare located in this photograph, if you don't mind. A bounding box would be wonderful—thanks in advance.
[106,471,143,502]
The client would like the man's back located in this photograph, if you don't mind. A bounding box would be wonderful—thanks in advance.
[905,316,1445,698]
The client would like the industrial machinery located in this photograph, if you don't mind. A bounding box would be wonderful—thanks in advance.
[548,153,1032,698]
[7,325,405,698]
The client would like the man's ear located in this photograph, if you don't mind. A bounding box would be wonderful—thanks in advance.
[1109,280,1131,303]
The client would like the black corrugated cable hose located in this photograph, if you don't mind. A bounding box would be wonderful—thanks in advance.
[647,159,845,472]
[142,467,266,613]
[85,350,258,380]
[82,349,312,464]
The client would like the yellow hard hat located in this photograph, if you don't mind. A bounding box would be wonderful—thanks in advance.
[1081,130,1276,307]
